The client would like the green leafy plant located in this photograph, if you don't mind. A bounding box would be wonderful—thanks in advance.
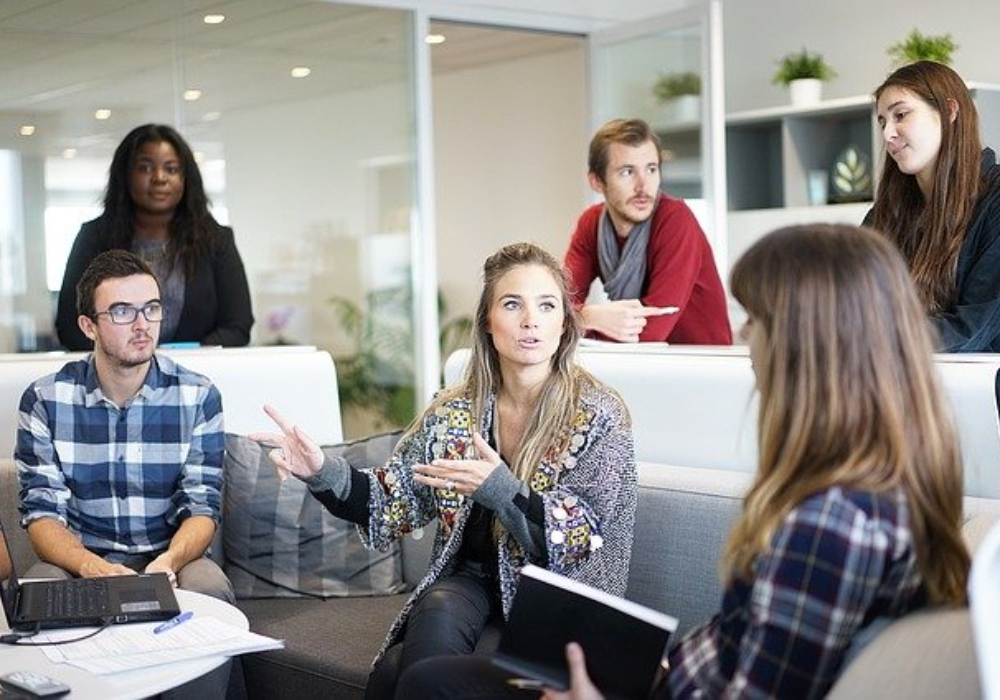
[652,71,701,103]
[772,48,837,86]
[328,288,472,431]
[887,29,958,66]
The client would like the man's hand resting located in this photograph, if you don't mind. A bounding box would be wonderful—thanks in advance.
[79,558,135,578]
[581,299,676,343]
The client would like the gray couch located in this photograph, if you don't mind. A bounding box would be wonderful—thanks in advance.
[2,458,995,699]
[3,345,997,698]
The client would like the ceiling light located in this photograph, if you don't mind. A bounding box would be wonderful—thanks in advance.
[425,34,446,45]
[203,111,221,122]
[290,66,311,78]
[19,125,35,136]
[63,148,77,159]
[194,151,205,163]
[204,14,225,25]
[94,109,111,120]
[184,89,202,101]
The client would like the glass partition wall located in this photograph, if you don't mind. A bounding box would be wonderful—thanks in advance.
[588,2,727,264]
[0,1,425,436]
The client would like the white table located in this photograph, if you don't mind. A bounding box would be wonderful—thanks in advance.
[0,589,248,699]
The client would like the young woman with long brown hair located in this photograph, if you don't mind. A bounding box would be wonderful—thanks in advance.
[866,60,1000,351]
[661,223,970,697]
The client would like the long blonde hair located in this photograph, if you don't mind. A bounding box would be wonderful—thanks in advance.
[415,242,596,482]
[726,224,969,604]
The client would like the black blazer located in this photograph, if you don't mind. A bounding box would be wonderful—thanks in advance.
[55,217,254,350]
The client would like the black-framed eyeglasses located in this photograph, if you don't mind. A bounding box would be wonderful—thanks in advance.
[93,302,164,325]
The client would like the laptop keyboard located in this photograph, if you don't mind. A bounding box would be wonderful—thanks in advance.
[45,578,111,617]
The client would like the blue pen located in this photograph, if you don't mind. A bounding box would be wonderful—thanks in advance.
[154,610,193,634]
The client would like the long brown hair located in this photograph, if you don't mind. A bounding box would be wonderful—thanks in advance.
[726,224,969,604]
[870,61,983,312]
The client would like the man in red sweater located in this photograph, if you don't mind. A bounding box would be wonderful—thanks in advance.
[564,118,732,344]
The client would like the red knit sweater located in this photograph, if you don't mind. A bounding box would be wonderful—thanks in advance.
[564,193,732,344]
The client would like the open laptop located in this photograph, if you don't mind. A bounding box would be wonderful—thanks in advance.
[0,508,180,631]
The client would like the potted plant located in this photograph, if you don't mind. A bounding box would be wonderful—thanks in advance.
[887,29,958,67]
[652,71,702,123]
[773,48,836,106]
[328,287,472,436]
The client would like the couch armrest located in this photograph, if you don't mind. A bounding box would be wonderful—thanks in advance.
[827,607,980,700]
[0,459,38,574]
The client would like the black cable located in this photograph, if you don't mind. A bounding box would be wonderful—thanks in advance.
[0,618,114,646]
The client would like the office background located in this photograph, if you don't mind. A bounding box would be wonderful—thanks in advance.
[1,0,998,427]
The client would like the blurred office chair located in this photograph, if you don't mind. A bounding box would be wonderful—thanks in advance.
[971,519,1000,700]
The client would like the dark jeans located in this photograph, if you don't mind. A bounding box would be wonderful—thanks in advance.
[397,655,536,699]
[366,563,502,700]
[396,654,675,700]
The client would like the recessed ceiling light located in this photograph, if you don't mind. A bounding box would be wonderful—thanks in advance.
[184,89,202,101]
[425,34,446,45]
[63,148,77,159]
[19,125,35,136]
[290,66,311,78]
[204,14,225,25]
[94,109,111,120]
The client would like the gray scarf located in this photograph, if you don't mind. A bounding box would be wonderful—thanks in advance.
[597,196,658,300]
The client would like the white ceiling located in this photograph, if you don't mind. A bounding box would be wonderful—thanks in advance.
[0,0,586,161]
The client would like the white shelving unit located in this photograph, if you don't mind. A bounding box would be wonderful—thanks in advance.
[725,83,1000,214]
[726,95,876,212]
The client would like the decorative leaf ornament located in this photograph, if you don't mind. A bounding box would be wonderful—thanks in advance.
[831,146,872,201]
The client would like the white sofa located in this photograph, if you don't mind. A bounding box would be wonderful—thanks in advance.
[0,345,344,459]
[447,344,1000,500]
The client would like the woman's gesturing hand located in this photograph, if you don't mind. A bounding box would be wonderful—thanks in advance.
[413,432,502,496]
[248,404,325,481]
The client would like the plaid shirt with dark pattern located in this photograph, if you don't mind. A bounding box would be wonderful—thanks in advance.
[666,486,926,699]
[15,354,224,561]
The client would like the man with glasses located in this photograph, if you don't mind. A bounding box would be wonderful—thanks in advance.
[14,250,233,603]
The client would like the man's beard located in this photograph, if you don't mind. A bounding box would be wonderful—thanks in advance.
[101,334,155,368]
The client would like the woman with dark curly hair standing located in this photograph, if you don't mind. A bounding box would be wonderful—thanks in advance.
[56,123,253,350]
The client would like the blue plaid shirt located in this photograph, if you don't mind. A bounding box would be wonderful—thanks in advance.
[15,354,224,561]
[667,486,925,699]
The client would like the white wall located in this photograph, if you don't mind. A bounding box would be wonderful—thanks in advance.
[433,45,588,323]
[723,0,1000,113]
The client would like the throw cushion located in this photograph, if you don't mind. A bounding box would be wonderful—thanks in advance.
[223,431,406,599]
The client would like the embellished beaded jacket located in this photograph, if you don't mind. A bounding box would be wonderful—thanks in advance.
[361,380,637,665]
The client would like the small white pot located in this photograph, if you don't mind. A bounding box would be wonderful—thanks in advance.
[670,95,701,123]
[789,78,822,106]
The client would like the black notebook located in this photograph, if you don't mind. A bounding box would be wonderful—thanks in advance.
[492,565,678,699]
[0,508,179,631]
